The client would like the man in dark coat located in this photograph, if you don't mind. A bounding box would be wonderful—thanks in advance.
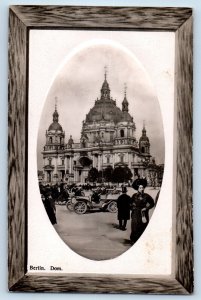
[117,186,131,230]
[43,191,57,225]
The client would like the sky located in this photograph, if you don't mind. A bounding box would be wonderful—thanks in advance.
[37,40,165,170]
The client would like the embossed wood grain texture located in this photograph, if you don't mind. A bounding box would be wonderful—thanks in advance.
[8,5,193,294]
[8,10,28,288]
[10,5,192,30]
[175,16,193,293]
[10,275,188,294]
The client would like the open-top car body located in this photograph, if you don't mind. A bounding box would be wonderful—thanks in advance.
[66,189,121,214]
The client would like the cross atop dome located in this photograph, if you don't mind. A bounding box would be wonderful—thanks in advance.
[142,120,147,135]
[124,83,127,97]
[104,65,108,80]
[48,98,63,132]
[53,96,59,123]
[101,67,110,100]
[122,83,129,113]
[55,96,58,111]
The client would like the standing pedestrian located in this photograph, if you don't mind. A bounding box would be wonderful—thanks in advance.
[130,179,154,244]
[43,191,57,225]
[117,186,131,231]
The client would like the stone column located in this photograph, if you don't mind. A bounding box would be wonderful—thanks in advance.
[44,170,47,183]
[43,157,45,168]
[98,155,100,171]
[64,156,67,175]
[67,156,70,169]
[114,153,118,164]
[127,128,130,138]
[125,127,128,138]
[74,170,76,183]
[128,152,131,169]
[52,156,57,183]
[92,155,95,168]
[112,153,115,168]
[81,171,85,183]
[69,156,72,174]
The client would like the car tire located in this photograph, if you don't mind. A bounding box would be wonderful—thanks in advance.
[107,201,117,213]
[66,200,74,211]
[74,201,87,214]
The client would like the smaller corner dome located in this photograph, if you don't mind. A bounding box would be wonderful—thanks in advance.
[139,126,149,142]
[121,112,133,122]
[48,103,63,131]
[48,122,63,131]
[139,135,149,142]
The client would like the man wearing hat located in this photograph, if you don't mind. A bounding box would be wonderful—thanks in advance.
[130,178,154,244]
[43,189,57,225]
[117,186,131,231]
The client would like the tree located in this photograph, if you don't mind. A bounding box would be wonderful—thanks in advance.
[112,166,133,183]
[87,167,99,183]
[97,170,104,183]
[103,166,113,182]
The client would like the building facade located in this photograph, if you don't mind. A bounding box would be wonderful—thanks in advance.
[41,72,161,185]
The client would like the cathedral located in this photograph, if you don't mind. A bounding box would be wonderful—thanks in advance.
[41,71,160,185]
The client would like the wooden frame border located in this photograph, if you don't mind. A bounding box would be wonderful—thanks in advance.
[8,5,193,294]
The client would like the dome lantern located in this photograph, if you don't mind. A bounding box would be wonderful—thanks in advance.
[139,122,150,154]
[122,83,129,113]
[48,99,63,132]
[100,66,110,100]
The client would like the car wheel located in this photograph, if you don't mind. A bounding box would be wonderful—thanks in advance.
[66,200,74,211]
[74,201,87,214]
[107,201,117,213]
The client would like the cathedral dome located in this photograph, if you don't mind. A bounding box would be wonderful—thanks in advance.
[139,135,149,142]
[85,72,133,124]
[48,122,63,131]
[139,126,149,143]
[48,105,63,131]
[86,99,124,124]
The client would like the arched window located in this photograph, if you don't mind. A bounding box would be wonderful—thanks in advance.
[120,129,124,137]
[120,155,124,163]
[60,137,62,144]
[141,146,145,153]
[49,137,53,143]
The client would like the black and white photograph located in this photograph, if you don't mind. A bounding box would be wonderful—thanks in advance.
[28,28,174,275]
[36,41,165,260]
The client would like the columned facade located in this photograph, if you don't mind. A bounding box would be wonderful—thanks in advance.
[41,70,161,185]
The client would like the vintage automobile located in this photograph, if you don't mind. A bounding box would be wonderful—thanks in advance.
[55,189,85,205]
[66,189,121,214]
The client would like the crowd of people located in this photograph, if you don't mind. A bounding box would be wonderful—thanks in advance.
[39,177,157,245]
[39,181,119,225]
